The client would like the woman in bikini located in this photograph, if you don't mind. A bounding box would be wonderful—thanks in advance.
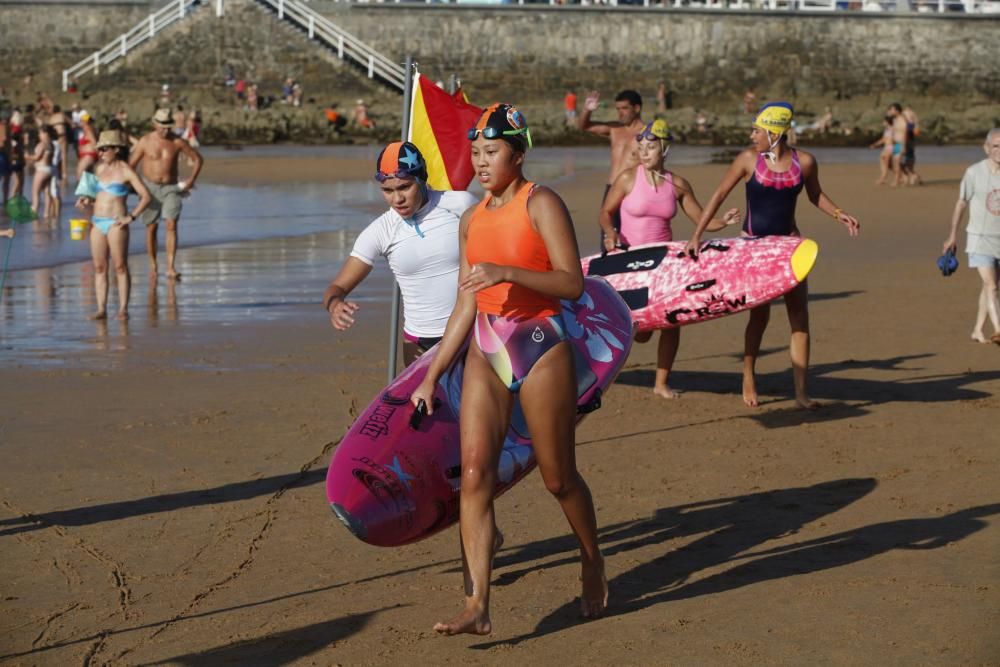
[411,104,607,635]
[683,103,860,410]
[599,118,739,398]
[27,124,54,218]
[75,130,151,320]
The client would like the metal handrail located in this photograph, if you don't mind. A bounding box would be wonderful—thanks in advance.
[254,0,406,90]
[62,0,204,91]
[62,0,405,93]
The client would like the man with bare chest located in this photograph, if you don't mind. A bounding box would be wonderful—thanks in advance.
[578,89,644,249]
[129,108,203,279]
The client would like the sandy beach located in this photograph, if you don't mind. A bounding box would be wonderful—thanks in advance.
[1,149,998,665]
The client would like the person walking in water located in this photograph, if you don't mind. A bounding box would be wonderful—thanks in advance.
[412,103,608,636]
[684,102,860,410]
[128,108,203,280]
[578,89,645,249]
[942,128,1000,345]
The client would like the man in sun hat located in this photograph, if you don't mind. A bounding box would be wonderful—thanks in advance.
[128,107,203,280]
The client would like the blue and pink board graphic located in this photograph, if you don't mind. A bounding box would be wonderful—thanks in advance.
[326,277,633,547]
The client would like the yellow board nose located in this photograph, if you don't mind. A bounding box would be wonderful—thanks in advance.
[791,238,819,282]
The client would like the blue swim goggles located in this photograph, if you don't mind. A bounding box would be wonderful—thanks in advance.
[467,125,533,149]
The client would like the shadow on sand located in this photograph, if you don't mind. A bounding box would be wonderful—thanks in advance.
[615,354,999,428]
[148,607,391,666]
[0,468,328,537]
[472,478,997,648]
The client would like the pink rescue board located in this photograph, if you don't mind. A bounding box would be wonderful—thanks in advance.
[581,236,819,332]
[326,277,633,547]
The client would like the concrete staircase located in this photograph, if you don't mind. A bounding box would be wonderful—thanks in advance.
[63,0,405,94]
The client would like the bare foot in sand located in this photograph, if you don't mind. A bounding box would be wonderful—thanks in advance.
[581,558,608,618]
[115,310,129,321]
[795,396,821,411]
[433,604,491,636]
[972,331,988,343]
[167,270,181,281]
[742,374,759,408]
[90,310,107,320]
[991,333,1000,346]
[653,385,680,399]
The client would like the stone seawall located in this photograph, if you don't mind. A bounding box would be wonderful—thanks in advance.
[0,1,996,143]
[319,4,999,105]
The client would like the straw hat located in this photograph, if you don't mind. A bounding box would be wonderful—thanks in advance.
[96,130,127,149]
[152,108,173,126]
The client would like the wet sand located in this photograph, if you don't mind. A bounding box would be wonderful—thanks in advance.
[1,154,998,665]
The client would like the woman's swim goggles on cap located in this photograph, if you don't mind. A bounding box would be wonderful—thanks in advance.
[374,141,428,182]
[468,103,533,148]
[466,125,533,148]
[635,119,672,143]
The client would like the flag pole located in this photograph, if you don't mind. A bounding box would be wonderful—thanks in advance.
[387,55,415,383]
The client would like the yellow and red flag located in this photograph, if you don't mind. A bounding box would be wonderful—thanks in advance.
[408,73,482,191]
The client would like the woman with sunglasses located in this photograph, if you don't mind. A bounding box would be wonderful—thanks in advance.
[322,141,478,365]
[411,104,607,635]
[76,130,151,320]
[683,103,860,410]
[599,119,739,399]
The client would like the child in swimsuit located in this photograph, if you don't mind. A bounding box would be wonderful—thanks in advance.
[78,130,151,320]
[411,103,608,635]
[684,102,860,411]
[599,119,739,398]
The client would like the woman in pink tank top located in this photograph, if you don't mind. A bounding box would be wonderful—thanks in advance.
[598,119,739,398]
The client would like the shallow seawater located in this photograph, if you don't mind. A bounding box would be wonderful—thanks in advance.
[0,144,983,366]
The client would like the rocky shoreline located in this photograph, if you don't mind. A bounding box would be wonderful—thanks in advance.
[8,84,995,148]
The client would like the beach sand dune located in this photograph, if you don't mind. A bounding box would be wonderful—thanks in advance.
[1,157,998,665]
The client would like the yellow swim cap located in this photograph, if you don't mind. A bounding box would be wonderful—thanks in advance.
[637,118,672,142]
[753,103,793,135]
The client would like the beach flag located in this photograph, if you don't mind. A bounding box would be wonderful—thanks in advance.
[408,73,483,191]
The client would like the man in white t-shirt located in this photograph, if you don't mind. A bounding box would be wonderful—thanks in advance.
[323,141,478,365]
[943,128,1000,345]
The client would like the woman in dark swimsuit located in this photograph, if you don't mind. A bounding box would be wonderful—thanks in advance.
[684,102,860,410]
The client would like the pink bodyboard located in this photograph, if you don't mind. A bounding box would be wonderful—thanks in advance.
[581,236,819,332]
[326,277,633,547]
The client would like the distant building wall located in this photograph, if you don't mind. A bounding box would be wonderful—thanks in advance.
[1,1,996,106]
[318,4,999,104]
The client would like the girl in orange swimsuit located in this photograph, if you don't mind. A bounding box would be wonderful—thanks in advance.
[411,103,608,636]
